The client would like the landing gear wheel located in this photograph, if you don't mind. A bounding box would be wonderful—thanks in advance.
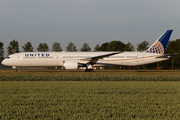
[85,69,94,72]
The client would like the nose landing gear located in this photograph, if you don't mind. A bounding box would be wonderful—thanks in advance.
[12,66,17,72]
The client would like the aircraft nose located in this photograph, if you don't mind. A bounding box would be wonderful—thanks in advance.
[1,59,7,66]
[1,60,5,65]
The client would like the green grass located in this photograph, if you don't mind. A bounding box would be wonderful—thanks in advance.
[1,70,180,119]
[1,81,180,119]
[1,74,180,81]
[1,69,180,75]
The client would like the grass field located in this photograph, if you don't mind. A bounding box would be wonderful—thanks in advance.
[1,69,180,75]
[0,70,180,119]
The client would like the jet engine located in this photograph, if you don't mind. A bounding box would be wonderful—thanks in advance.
[63,60,78,70]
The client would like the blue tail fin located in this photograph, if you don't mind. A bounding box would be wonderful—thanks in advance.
[145,30,173,54]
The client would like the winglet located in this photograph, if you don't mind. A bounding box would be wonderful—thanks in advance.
[145,30,173,54]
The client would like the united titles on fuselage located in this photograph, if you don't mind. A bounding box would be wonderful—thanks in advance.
[24,53,53,58]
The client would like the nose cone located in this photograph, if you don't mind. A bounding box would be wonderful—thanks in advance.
[1,60,5,65]
[1,59,8,66]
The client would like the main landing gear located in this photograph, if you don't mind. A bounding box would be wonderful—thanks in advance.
[85,69,94,72]
[85,63,94,72]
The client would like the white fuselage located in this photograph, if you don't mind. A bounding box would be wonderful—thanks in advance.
[2,52,168,68]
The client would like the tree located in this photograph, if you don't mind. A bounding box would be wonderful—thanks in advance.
[22,41,33,52]
[0,42,4,60]
[100,42,109,51]
[165,40,178,54]
[66,42,77,52]
[94,44,101,51]
[7,39,20,55]
[37,43,49,52]
[124,42,135,51]
[137,41,149,52]
[107,40,125,51]
[97,40,125,51]
[80,43,91,51]
[165,39,180,69]
[52,42,63,52]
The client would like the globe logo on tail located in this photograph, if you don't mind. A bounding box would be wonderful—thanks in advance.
[146,41,164,54]
[145,30,173,54]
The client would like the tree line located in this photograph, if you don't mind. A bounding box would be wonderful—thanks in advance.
[0,39,180,69]
[0,39,149,59]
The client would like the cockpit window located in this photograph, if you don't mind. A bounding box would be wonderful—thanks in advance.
[6,57,10,59]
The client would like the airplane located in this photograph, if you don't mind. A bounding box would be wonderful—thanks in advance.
[2,30,173,72]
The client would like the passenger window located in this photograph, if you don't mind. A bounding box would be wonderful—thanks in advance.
[6,57,10,59]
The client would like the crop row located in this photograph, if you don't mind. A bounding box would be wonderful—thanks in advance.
[0,74,180,81]
[0,81,180,119]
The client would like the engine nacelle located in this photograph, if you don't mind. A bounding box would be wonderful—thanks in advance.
[63,60,78,70]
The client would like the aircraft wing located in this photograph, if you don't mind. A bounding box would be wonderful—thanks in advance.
[78,51,123,64]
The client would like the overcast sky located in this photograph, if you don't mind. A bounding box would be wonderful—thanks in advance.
[1,0,180,56]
